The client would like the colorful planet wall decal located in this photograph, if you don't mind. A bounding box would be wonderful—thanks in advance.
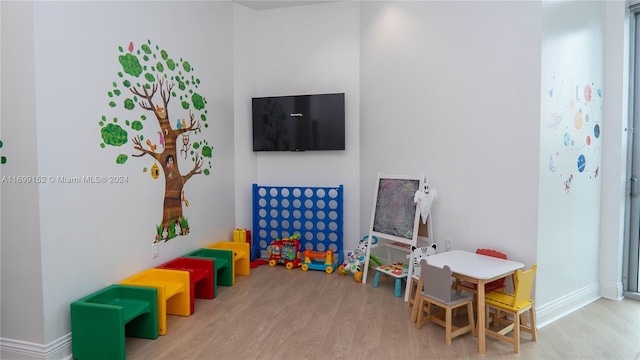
[584,84,592,102]
[577,154,586,173]
[546,78,602,193]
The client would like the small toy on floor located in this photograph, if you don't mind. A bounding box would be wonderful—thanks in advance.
[301,249,335,273]
[372,262,409,297]
[268,234,302,270]
[338,235,382,282]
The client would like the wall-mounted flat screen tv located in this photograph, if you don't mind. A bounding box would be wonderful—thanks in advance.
[252,93,345,151]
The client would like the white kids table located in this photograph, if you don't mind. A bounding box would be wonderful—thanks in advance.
[412,250,524,354]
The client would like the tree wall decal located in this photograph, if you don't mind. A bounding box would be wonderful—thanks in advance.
[99,40,213,242]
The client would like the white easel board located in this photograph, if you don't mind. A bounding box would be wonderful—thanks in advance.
[362,173,424,285]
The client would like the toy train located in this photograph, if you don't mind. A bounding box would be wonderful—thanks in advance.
[267,234,336,273]
[268,235,302,269]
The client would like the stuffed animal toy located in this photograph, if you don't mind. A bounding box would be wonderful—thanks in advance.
[410,243,437,277]
[414,183,437,224]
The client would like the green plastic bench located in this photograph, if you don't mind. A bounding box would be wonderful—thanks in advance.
[70,284,158,360]
[183,248,233,297]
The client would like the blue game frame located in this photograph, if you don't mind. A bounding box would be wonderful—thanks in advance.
[252,184,344,265]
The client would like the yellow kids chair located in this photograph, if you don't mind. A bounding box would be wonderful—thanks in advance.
[484,264,537,353]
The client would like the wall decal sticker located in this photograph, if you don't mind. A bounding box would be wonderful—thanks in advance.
[544,76,602,194]
[0,140,5,164]
[150,163,160,179]
[99,39,213,242]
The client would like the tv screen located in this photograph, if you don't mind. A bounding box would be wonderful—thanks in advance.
[252,93,345,151]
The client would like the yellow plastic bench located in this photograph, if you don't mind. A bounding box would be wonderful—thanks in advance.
[206,241,250,284]
[120,268,191,335]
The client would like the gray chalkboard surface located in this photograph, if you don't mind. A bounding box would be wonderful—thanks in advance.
[371,174,423,243]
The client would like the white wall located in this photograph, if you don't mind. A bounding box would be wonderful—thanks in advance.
[537,0,605,324]
[251,1,361,251]
[234,4,259,229]
[359,1,541,270]
[1,0,47,351]
[600,0,629,301]
[0,1,631,358]
[2,1,235,358]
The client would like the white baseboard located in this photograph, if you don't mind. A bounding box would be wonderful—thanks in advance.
[535,282,601,328]
[600,280,624,300]
[0,333,71,360]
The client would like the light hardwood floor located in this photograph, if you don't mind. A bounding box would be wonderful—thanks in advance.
[126,265,640,360]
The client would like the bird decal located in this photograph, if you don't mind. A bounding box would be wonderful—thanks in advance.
[128,41,134,53]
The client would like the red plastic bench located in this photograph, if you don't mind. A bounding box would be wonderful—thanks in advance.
[157,257,215,314]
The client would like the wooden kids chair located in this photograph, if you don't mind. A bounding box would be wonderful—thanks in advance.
[408,244,437,310]
[415,259,476,345]
[484,264,537,353]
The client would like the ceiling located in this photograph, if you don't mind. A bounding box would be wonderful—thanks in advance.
[234,0,339,11]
